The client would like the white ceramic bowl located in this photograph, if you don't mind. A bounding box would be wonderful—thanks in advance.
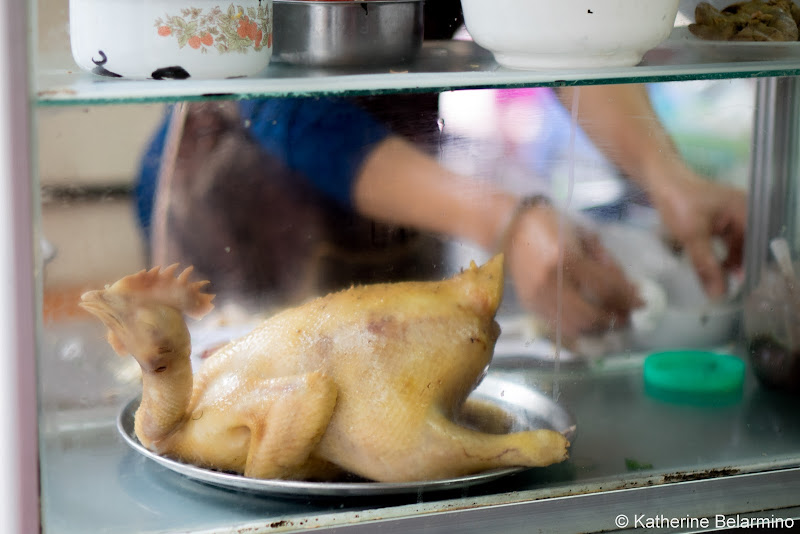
[460,0,681,69]
[70,0,273,79]
[600,223,740,352]
[630,269,741,352]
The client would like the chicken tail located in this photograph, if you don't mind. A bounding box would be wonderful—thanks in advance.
[454,254,505,319]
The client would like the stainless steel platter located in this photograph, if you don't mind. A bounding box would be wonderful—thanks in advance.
[117,375,576,498]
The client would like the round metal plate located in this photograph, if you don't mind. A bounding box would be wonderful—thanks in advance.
[117,375,576,498]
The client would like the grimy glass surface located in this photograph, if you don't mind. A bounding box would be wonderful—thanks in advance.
[36,77,800,533]
[33,0,800,531]
[34,39,800,106]
[32,0,800,106]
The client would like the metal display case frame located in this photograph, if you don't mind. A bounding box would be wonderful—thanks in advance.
[4,0,800,531]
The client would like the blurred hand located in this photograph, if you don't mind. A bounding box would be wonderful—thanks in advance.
[650,168,747,299]
[503,202,643,342]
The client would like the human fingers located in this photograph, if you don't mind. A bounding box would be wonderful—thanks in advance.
[684,235,727,299]
[505,208,631,337]
[527,272,623,340]
[714,210,746,272]
[571,231,643,314]
[718,228,745,274]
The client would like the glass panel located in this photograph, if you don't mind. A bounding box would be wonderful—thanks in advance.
[33,0,800,106]
[35,39,800,106]
[37,81,800,533]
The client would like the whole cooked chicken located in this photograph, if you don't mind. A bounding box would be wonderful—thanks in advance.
[80,255,569,482]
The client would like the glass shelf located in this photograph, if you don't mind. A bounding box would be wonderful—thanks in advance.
[39,319,800,533]
[35,36,800,106]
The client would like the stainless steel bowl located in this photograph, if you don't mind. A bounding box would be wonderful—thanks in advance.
[272,0,424,68]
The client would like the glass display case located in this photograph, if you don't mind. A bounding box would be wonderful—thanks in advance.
[4,0,800,532]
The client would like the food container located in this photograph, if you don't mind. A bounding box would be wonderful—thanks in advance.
[600,223,740,353]
[460,0,681,69]
[272,0,423,67]
[69,0,273,79]
[629,265,741,352]
[678,0,733,19]
[744,265,800,392]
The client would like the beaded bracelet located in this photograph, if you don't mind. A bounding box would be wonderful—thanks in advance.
[495,194,551,254]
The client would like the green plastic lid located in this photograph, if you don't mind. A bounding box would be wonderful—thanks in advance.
[643,350,745,405]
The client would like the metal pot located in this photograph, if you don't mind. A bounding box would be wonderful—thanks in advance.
[272,0,424,68]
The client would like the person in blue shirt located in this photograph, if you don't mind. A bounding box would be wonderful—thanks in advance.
[136,0,747,343]
[136,83,747,345]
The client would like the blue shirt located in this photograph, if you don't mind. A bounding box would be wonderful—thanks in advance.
[136,97,390,239]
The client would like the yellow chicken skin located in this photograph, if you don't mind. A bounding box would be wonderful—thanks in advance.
[79,256,569,482]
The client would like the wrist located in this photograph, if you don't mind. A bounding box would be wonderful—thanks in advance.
[493,194,552,255]
[640,156,701,207]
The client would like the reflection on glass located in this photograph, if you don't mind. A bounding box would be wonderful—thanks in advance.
[37,81,795,534]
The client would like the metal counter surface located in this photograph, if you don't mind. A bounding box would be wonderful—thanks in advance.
[38,321,800,533]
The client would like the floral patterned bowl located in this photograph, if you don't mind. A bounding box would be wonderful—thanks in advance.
[69,0,273,79]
